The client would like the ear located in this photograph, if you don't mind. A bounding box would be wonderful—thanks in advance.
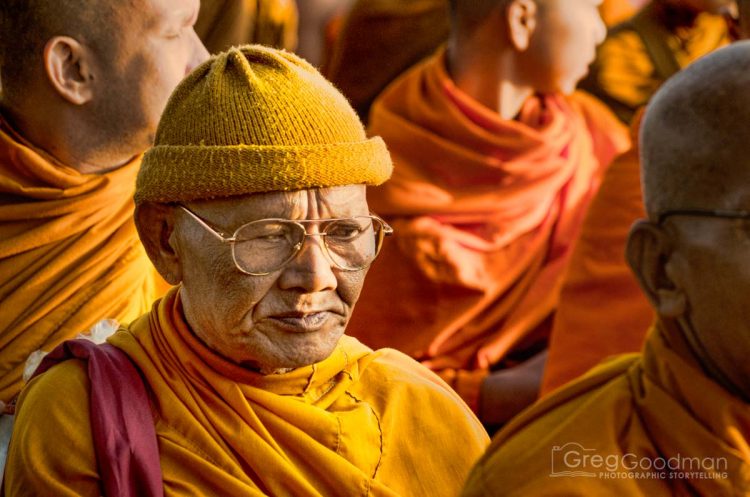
[135,203,183,285]
[43,36,95,105]
[626,219,687,318]
[506,0,537,51]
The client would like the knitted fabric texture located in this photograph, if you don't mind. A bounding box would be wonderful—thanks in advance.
[135,45,392,204]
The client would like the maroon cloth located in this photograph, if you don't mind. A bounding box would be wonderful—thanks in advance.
[30,339,163,497]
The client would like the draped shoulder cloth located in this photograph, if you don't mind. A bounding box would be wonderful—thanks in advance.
[4,288,489,496]
[347,48,629,409]
[0,117,158,405]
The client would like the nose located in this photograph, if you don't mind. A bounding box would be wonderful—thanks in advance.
[277,235,338,293]
[187,29,210,73]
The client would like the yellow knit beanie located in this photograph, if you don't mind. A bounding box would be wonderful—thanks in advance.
[134,45,392,204]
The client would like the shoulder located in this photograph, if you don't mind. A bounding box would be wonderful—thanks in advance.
[463,356,644,496]
[356,346,487,437]
[5,360,100,496]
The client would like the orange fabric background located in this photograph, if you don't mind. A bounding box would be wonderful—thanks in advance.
[347,49,629,410]
[0,118,158,405]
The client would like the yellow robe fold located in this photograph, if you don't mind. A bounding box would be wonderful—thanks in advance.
[0,117,157,405]
[4,288,489,496]
[461,324,750,496]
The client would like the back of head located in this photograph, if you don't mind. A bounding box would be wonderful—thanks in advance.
[0,0,119,103]
[641,41,750,218]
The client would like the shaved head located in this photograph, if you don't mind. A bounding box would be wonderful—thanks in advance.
[0,0,137,101]
[641,41,750,218]
[448,0,510,31]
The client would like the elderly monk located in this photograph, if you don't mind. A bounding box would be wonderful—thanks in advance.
[0,0,208,408]
[195,0,299,54]
[3,45,489,497]
[461,41,750,496]
[345,0,629,427]
[542,0,738,394]
[581,0,734,124]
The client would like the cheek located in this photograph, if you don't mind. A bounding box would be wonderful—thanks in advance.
[338,269,368,308]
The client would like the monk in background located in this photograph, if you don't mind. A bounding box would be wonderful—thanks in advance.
[326,0,649,123]
[195,0,298,54]
[462,41,750,496]
[0,0,208,409]
[581,0,734,123]
[346,0,629,428]
[542,0,736,394]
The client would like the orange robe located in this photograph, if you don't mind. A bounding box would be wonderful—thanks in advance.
[195,0,298,54]
[346,48,629,411]
[461,324,750,496]
[581,3,730,123]
[324,0,450,121]
[4,288,489,496]
[0,117,158,405]
[541,114,652,395]
[599,0,647,27]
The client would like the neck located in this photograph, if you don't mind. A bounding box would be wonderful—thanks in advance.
[1,102,140,175]
[446,37,534,121]
[663,316,750,402]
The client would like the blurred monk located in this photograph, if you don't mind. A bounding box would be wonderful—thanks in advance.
[3,45,489,497]
[0,0,208,409]
[581,0,734,123]
[326,0,649,123]
[543,0,736,394]
[195,0,298,54]
[462,41,750,496]
[325,0,450,121]
[346,0,629,428]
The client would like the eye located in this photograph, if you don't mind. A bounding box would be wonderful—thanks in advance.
[326,220,369,240]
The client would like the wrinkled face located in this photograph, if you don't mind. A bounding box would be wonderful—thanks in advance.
[92,0,208,149]
[661,192,750,393]
[174,185,370,373]
[524,0,606,94]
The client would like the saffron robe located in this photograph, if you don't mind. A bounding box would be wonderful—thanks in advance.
[0,117,157,405]
[541,114,652,395]
[346,48,629,410]
[461,324,750,496]
[581,3,729,123]
[4,288,489,496]
[195,0,298,54]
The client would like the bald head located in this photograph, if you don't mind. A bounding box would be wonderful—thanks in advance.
[641,41,750,218]
[0,0,135,102]
[448,0,509,32]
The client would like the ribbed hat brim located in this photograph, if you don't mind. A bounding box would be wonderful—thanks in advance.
[135,136,392,204]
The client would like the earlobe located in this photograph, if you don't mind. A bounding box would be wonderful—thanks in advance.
[135,204,183,285]
[626,220,686,318]
[506,0,537,52]
[43,36,95,105]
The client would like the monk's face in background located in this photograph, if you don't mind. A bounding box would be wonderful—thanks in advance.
[524,0,606,94]
[175,186,370,373]
[91,0,208,150]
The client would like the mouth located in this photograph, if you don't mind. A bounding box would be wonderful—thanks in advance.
[269,311,332,332]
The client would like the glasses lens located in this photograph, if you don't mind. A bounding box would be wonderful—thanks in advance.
[233,220,303,274]
[324,217,381,270]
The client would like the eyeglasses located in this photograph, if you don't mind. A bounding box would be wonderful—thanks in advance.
[177,204,393,276]
[657,208,750,225]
